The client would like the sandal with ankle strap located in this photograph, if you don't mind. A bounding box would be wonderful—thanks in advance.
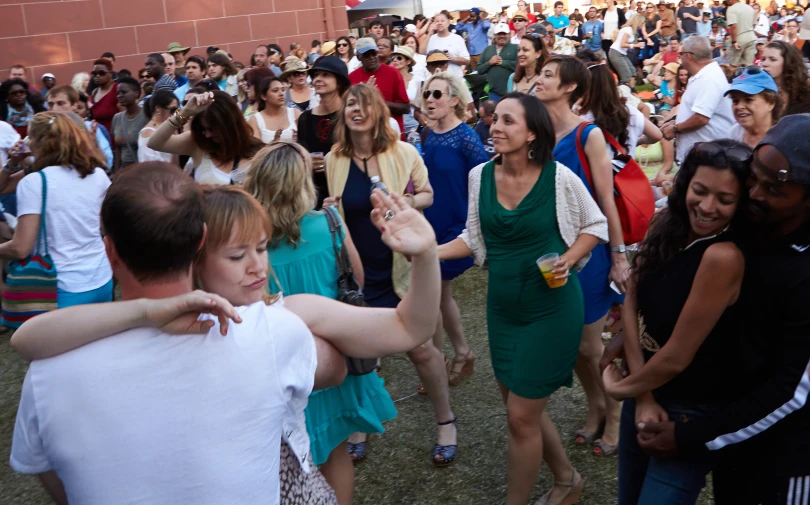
[534,468,584,505]
[448,350,475,386]
[348,441,367,464]
[432,417,458,467]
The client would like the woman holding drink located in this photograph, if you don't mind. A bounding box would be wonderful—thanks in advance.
[438,92,607,505]
[298,56,351,209]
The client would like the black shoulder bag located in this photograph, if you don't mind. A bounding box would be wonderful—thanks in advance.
[323,206,378,376]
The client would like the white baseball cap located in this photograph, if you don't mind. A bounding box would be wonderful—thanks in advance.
[405,23,417,32]
[494,23,510,34]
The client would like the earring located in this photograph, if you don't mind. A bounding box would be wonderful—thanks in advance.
[527,141,535,160]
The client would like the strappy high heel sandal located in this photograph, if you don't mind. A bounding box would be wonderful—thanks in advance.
[448,350,475,387]
[432,417,458,467]
[534,467,584,505]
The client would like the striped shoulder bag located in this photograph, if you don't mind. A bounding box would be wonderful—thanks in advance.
[1,171,58,328]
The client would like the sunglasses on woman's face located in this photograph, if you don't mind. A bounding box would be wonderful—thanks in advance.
[392,55,407,61]
[422,89,446,100]
[91,70,108,77]
[337,42,349,47]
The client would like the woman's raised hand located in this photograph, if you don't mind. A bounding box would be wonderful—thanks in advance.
[182,91,215,116]
[370,190,436,257]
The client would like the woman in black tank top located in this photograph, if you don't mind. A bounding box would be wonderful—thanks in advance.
[602,140,752,505]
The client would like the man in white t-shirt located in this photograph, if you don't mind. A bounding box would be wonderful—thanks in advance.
[426,12,471,76]
[9,162,442,505]
[661,36,734,162]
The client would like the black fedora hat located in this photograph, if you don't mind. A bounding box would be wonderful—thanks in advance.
[308,55,350,88]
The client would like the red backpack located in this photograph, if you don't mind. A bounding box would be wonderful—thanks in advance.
[574,122,655,245]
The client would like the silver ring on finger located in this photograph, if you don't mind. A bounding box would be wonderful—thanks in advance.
[384,210,395,221]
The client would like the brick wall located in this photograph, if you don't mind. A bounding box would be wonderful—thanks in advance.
[0,0,350,87]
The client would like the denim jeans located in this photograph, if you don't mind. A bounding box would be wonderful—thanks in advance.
[618,398,716,505]
[641,37,661,62]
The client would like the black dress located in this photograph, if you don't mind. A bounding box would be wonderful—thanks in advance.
[297,110,337,209]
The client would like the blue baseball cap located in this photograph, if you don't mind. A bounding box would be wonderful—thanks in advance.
[725,66,778,97]
[470,7,481,13]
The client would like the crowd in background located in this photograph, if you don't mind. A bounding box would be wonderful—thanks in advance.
[0,1,810,505]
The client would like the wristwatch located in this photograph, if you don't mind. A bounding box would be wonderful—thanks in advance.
[673,124,679,134]
[610,245,627,253]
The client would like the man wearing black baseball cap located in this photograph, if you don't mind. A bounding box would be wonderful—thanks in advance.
[635,114,810,504]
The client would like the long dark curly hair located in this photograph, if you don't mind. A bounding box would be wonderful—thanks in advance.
[632,139,752,285]
[765,41,810,109]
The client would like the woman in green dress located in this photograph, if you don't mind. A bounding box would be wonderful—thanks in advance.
[438,92,608,505]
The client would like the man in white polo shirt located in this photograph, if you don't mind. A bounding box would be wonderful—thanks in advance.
[661,36,734,162]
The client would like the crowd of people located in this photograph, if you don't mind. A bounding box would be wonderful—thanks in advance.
[1,1,810,504]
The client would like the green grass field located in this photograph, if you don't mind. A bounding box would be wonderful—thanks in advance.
[0,268,712,504]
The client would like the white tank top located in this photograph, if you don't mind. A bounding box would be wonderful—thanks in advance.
[255,108,298,144]
[193,154,252,186]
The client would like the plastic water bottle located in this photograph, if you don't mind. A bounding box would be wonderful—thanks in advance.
[369,176,389,195]
[407,130,422,157]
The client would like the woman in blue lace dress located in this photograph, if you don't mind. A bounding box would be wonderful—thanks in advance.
[421,72,489,390]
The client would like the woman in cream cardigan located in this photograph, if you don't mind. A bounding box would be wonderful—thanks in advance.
[439,93,608,505]
[323,84,460,467]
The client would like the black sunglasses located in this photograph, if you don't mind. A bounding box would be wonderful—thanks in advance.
[91,70,108,77]
[692,142,752,168]
[422,89,446,100]
[337,42,349,47]
[392,55,407,61]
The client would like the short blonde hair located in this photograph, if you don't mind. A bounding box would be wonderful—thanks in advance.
[71,72,89,93]
[244,142,317,247]
[196,185,279,304]
[421,71,470,121]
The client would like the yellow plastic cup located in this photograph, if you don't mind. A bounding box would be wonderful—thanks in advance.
[537,253,567,288]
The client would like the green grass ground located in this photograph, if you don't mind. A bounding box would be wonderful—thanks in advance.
[0,268,712,504]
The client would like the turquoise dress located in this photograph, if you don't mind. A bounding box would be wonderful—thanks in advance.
[269,211,398,465]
